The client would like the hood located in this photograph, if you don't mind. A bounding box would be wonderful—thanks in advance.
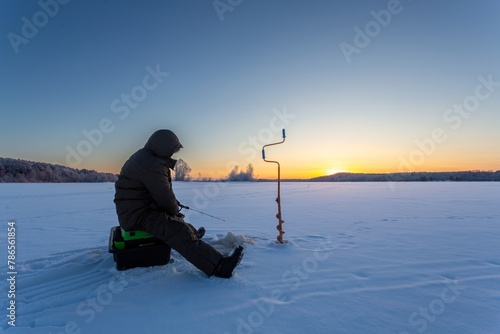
[144,129,183,166]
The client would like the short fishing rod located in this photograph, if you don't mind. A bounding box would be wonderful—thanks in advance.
[178,203,226,222]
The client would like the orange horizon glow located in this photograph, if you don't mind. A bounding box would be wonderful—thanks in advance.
[64,156,499,180]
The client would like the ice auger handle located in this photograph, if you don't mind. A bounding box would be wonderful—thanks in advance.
[282,129,286,139]
[262,149,266,159]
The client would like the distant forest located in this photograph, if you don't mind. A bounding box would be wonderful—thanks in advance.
[311,171,500,182]
[1,157,499,183]
[0,157,117,183]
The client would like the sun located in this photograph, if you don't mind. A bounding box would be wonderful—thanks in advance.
[327,168,348,176]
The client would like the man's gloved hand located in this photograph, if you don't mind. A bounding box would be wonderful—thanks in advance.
[173,201,187,222]
[171,212,185,222]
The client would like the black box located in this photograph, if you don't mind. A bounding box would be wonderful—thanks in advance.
[108,226,171,271]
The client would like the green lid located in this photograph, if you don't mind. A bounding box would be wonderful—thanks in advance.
[121,229,154,241]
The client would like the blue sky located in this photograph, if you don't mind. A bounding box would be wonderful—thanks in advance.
[1,0,499,178]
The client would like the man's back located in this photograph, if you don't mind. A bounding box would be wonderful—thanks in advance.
[114,130,182,230]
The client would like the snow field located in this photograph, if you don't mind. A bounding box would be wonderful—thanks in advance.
[0,182,499,333]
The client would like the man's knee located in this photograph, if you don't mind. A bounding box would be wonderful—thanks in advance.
[134,211,185,242]
[167,221,198,244]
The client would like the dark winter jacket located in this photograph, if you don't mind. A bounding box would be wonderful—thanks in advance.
[114,130,183,230]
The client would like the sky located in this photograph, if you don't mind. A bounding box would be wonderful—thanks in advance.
[1,0,499,179]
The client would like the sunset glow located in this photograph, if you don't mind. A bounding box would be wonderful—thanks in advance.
[327,169,349,176]
[1,2,499,179]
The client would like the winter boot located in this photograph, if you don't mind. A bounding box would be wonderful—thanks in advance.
[214,246,244,278]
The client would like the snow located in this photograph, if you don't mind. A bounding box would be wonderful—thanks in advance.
[1,182,499,334]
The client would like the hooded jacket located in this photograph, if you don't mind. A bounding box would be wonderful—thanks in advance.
[114,130,183,230]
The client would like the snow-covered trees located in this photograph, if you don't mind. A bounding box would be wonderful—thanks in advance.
[0,158,117,183]
[174,158,192,181]
[227,164,255,181]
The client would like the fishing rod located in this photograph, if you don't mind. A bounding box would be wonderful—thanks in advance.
[262,128,286,244]
[178,203,226,222]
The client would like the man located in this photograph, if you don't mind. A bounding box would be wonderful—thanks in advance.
[114,129,243,278]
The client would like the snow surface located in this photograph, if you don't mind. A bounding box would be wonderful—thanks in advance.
[1,182,499,334]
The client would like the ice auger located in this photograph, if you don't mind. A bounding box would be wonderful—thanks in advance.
[262,129,286,243]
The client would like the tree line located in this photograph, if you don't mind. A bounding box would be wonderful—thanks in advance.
[174,159,255,182]
[0,157,117,183]
[5,156,496,183]
[311,171,500,182]
[0,157,256,183]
